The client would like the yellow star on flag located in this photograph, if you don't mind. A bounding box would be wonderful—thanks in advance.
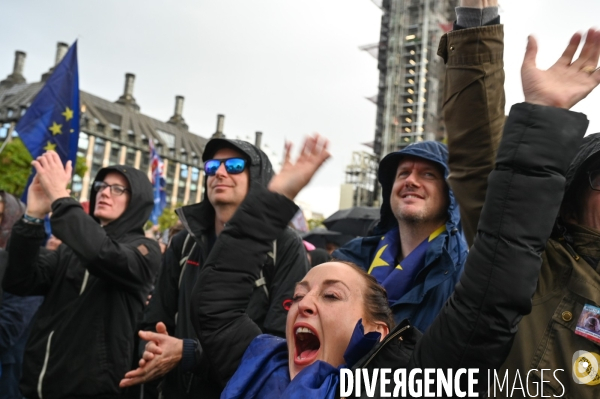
[62,107,73,121]
[44,141,57,151]
[49,122,62,136]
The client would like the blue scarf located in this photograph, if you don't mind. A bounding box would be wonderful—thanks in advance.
[221,320,380,399]
[367,225,445,304]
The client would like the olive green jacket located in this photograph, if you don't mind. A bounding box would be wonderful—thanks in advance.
[439,24,600,398]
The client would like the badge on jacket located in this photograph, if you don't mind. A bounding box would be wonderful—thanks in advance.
[575,304,600,345]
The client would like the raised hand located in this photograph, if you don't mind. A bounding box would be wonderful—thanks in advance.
[25,174,52,219]
[268,134,330,200]
[31,150,72,203]
[522,28,600,109]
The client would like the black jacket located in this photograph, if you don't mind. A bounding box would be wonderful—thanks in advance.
[3,165,161,399]
[192,103,587,397]
[140,139,309,398]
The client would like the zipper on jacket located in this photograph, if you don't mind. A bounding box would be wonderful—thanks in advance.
[79,270,89,295]
[37,330,54,399]
[358,324,411,368]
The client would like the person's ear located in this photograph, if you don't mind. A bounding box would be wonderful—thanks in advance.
[364,321,389,340]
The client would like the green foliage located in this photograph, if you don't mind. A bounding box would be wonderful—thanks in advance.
[0,138,88,197]
[307,217,325,231]
[74,155,87,179]
[157,203,183,231]
[0,138,33,196]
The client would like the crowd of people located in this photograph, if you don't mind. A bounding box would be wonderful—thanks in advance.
[1,1,600,398]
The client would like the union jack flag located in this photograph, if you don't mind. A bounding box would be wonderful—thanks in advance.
[149,140,167,224]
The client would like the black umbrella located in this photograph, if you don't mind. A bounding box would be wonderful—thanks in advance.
[323,206,380,237]
[301,228,354,249]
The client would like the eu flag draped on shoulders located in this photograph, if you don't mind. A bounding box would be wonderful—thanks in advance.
[16,41,79,202]
[149,140,167,224]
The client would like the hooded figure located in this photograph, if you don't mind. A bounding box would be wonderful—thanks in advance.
[334,141,468,331]
[139,138,309,398]
[0,191,42,399]
[2,165,161,399]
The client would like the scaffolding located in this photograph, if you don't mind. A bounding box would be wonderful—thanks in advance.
[374,0,455,158]
[344,151,379,207]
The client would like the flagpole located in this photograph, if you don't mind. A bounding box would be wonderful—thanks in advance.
[0,123,14,156]
[0,139,9,156]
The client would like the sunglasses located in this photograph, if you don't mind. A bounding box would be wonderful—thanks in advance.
[93,181,130,196]
[204,158,247,176]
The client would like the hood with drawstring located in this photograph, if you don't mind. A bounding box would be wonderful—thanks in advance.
[376,141,462,235]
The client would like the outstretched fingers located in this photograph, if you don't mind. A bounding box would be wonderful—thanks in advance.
[557,32,583,66]
[522,35,538,72]
[572,29,600,69]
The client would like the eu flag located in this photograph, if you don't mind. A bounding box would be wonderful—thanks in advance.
[16,41,80,176]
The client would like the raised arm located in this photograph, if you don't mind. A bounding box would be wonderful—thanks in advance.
[414,28,600,389]
[438,0,504,246]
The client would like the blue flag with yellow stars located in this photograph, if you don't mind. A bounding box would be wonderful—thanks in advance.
[367,225,446,305]
[16,41,79,201]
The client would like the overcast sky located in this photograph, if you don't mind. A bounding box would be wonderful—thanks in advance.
[3,1,600,217]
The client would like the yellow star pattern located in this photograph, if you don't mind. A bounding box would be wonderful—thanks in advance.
[49,122,62,136]
[62,107,73,121]
[43,141,57,151]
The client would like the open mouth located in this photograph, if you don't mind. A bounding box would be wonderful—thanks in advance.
[294,325,321,365]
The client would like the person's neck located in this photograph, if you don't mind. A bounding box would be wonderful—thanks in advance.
[214,205,238,236]
[397,219,445,260]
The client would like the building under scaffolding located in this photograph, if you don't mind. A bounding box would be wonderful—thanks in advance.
[374,0,455,158]
[341,0,455,209]
[341,151,379,208]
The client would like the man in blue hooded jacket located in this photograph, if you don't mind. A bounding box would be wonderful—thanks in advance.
[334,141,468,332]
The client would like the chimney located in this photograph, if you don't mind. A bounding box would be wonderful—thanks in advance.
[54,42,69,66]
[115,73,140,112]
[0,51,27,89]
[167,95,188,129]
[211,114,225,138]
[254,131,263,149]
[42,42,70,82]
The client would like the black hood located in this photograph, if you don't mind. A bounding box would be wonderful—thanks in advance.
[88,165,154,238]
[178,138,274,236]
[564,132,600,194]
[202,138,274,187]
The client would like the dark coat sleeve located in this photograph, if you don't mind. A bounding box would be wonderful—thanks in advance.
[3,221,61,296]
[0,293,43,354]
[49,197,160,292]
[262,228,309,336]
[408,104,588,387]
[192,183,299,388]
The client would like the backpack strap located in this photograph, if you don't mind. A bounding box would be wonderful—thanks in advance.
[255,240,277,298]
[178,233,197,289]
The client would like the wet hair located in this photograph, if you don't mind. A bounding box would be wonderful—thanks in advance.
[330,259,395,331]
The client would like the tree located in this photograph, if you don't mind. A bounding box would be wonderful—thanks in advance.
[307,217,325,231]
[0,138,88,196]
[158,204,182,232]
[0,138,34,195]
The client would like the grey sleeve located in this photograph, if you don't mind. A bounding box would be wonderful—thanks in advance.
[456,6,499,28]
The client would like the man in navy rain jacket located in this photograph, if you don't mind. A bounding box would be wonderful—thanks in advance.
[334,141,468,331]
